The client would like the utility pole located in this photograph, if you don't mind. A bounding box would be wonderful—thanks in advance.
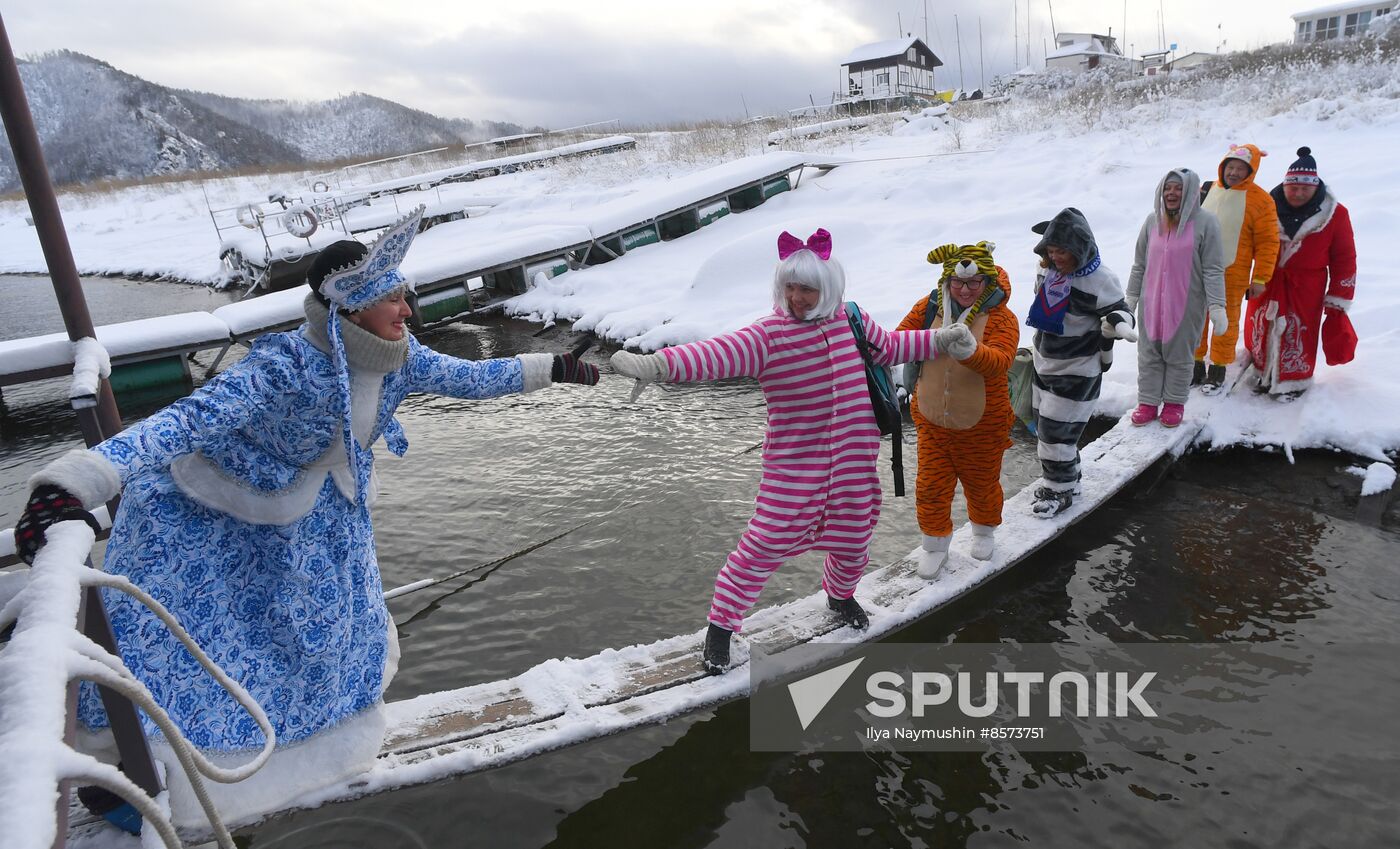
[979,17,985,92]
[1015,0,1019,70]
[955,14,965,91]
[1047,0,1057,44]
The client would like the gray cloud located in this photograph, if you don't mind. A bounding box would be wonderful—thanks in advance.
[4,1,1298,126]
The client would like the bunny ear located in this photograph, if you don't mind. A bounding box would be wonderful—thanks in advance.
[777,230,805,260]
[806,228,832,260]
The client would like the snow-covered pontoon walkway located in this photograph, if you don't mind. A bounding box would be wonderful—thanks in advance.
[0,152,837,398]
[158,386,1241,843]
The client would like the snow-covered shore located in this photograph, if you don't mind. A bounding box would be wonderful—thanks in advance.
[2,39,1398,462]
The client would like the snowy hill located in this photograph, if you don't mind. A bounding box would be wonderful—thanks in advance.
[1,29,1397,458]
[0,51,525,192]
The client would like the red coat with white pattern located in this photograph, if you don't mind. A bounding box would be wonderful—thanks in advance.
[1244,192,1356,391]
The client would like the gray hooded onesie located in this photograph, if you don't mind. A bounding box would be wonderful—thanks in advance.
[1125,168,1227,406]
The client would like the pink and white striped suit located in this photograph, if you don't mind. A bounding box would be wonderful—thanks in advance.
[661,304,942,632]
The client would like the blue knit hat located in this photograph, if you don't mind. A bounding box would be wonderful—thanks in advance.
[1284,146,1320,186]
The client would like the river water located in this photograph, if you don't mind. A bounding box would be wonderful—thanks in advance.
[2,275,1397,848]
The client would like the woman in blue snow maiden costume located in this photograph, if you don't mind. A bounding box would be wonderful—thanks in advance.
[12,206,601,825]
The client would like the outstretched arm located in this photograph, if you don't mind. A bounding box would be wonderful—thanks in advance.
[661,323,770,382]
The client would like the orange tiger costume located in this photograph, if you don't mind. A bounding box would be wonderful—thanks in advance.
[897,264,1018,540]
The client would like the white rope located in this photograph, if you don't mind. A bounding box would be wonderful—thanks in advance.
[0,522,276,849]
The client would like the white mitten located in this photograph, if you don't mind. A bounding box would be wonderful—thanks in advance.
[610,350,667,383]
[936,324,977,360]
[1101,316,1138,342]
[1209,305,1229,337]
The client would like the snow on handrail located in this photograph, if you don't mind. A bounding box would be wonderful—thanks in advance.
[0,522,277,849]
[67,337,111,407]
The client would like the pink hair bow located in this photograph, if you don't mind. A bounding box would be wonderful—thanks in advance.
[777,228,832,260]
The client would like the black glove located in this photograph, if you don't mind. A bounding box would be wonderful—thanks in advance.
[14,484,101,565]
[551,338,600,386]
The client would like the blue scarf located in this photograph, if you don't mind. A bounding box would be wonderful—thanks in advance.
[1027,254,1101,335]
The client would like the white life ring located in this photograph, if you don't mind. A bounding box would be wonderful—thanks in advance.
[236,204,264,229]
[282,204,319,239]
[312,180,330,194]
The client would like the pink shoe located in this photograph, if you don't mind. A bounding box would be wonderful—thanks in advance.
[1130,404,1158,426]
[1160,403,1185,427]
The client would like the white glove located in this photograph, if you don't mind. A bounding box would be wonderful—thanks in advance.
[1209,305,1229,338]
[1101,316,1138,342]
[936,324,977,360]
[610,350,667,383]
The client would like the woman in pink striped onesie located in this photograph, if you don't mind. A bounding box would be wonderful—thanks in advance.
[612,229,968,673]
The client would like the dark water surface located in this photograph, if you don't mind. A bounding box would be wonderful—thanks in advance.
[2,277,1397,848]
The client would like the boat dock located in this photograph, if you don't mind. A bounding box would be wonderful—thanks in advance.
[1,152,830,410]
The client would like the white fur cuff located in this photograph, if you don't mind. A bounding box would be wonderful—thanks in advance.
[29,449,121,509]
[1324,295,1351,313]
[518,353,554,393]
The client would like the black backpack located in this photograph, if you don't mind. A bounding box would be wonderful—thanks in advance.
[845,301,905,497]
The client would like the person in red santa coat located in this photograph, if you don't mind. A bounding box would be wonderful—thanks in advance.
[1244,146,1358,400]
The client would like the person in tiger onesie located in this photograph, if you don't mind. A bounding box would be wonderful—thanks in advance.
[896,242,1019,579]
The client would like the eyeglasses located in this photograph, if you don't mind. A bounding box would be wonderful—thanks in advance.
[949,278,986,290]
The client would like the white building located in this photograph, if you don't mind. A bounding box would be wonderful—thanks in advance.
[840,36,943,102]
[1045,32,1132,73]
[1169,51,1216,71]
[1292,1,1396,42]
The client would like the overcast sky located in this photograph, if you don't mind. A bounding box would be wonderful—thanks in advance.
[5,1,1302,127]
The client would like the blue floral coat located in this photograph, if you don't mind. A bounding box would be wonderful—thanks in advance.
[79,328,529,750]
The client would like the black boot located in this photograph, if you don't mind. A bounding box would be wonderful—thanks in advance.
[702,623,732,675]
[1200,364,1227,395]
[827,595,870,630]
[1191,360,1206,386]
[76,783,142,836]
[1031,486,1074,518]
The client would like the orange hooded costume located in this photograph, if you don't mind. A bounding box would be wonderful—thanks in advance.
[1196,143,1281,366]
[897,262,1018,538]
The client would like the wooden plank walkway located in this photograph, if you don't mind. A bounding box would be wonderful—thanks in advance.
[164,391,1233,843]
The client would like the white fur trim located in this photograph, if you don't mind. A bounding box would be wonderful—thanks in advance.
[155,703,386,831]
[519,353,554,393]
[1324,295,1351,313]
[1276,192,1338,270]
[1268,376,1314,395]
[29,449,120,510]
[171,455,377,525]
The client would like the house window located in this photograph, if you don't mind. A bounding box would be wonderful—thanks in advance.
[1316,16,1340,39]
[1378,7,1391,15]
[907,47,917,61]
[1344,10,1372,35]
[875,71,890,86]
[1296,19,1313,41]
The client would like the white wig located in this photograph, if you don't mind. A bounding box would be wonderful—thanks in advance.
[772,249,846,321]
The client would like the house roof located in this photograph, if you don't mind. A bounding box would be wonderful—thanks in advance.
[1292,0,1397,19]
[1046,37,1125,60]
[842,36,922,65]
